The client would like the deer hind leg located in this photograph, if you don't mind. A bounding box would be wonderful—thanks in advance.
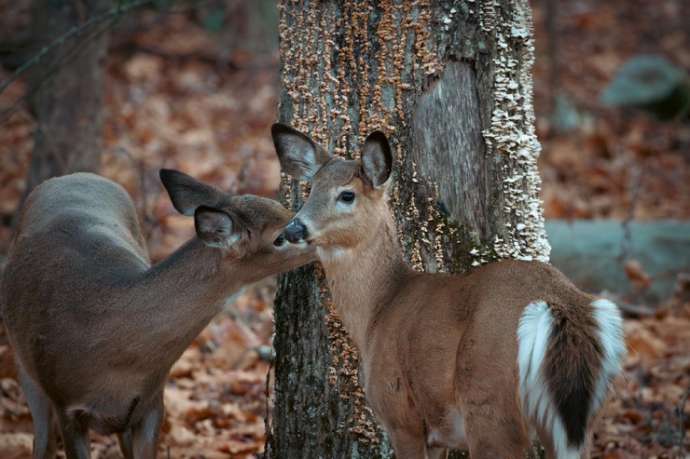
[462,405,528,459]
[18,366,57,459]
[536,426,592,459]
[130,391,164,459]
[425,446,448,459]
[389,428,426,459]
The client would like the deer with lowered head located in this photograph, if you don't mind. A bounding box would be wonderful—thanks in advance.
[272,124,626,459]
[1,169,315,459]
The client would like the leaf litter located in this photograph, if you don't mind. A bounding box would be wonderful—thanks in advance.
[0,1,689,457]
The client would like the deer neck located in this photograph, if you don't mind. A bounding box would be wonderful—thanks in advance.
[318,213,410,352]
[123,239,238,367]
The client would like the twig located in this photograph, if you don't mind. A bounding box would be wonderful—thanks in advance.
[0,0,211,126]
[264,358,274,455]
[111,147,161,240]
[616,301,656,318]
[0,12,120,125]
[0,0,153,97]
[620,164,643,262]
[677,387,689,451]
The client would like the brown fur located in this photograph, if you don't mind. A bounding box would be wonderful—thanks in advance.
[544,302,603,447]
[272,125,620,459]
[1,172,315,458]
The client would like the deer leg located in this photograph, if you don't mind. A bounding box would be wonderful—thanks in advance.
[425,446,448,459]
[130,392,164,459]
[389,429,426,459]
[536,425,590,459]
[18,366,57,459]
[534,425,556,459]
[118,430,134,459]
[462,408,528,459]
[56,409,90,459]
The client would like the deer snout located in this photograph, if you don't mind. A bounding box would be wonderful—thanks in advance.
[284,218,309,243]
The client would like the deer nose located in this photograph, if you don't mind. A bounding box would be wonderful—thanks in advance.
[284,218,309,243]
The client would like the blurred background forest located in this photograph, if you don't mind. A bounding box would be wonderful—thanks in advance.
[0,0,689,457]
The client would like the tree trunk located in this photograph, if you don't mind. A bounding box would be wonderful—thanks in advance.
[0,0,33,69]
[24,0,110,195]
[268,1,550,457]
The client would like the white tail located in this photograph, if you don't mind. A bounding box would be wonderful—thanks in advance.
[1,170,314,458]
[518,302,579,459]
[273,124,626,459]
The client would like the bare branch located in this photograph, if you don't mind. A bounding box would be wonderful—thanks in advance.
[0,0,153,97]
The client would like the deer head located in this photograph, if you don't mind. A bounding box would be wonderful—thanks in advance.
[271,124,393,254]
[160,168,311,278]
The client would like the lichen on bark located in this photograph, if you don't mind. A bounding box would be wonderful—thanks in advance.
[478,0,551,262]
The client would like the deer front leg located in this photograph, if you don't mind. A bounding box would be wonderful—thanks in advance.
[389,428,426,459]
[56,409,90,459]
[18,366,57,459]
[130,392,164,459]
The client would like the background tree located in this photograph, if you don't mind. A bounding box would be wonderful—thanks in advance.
[23,0,111,195]
[268,0,550,457]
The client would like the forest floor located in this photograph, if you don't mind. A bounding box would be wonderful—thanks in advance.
[0,0,689,457]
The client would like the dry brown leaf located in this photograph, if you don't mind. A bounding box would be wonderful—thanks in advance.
[624,259,653,290]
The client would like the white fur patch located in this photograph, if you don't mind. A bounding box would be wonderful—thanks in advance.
[426,407,467,449]
[446,407,467,448]
[276,239,309,252]
[517,301,581,459]
[205,233,240,250]
[589,299,626,418]
[316,246,350,263]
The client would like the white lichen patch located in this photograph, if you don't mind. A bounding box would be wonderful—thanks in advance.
[480,0,551,263]
[479,0,497,32]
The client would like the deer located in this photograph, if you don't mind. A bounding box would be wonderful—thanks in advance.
[0,168,315,459]
[271,124,626,459]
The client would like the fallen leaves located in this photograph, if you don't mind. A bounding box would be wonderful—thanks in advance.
[0,433,31,459]
[163,362,268,458]
[594,300,690,457]
[535,0,690,221]
[624,259,653,291]
[0,0,689,457]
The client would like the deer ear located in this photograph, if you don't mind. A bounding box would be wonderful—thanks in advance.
[160,169,226,216]
[271,123,330,181]
[194,206,240,249]
[361,131,392,188]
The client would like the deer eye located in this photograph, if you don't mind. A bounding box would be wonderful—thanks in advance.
[337,190,356,204]
[273,234,285,247]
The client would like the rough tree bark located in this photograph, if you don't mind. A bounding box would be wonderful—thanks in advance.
[24,0,110,194]
[268,1,550,457]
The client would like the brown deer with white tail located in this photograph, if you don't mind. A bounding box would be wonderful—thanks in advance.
[1,169,315,459]
[272,124,626,459]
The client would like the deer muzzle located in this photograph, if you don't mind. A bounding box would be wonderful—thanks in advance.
[283,218,309,243]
